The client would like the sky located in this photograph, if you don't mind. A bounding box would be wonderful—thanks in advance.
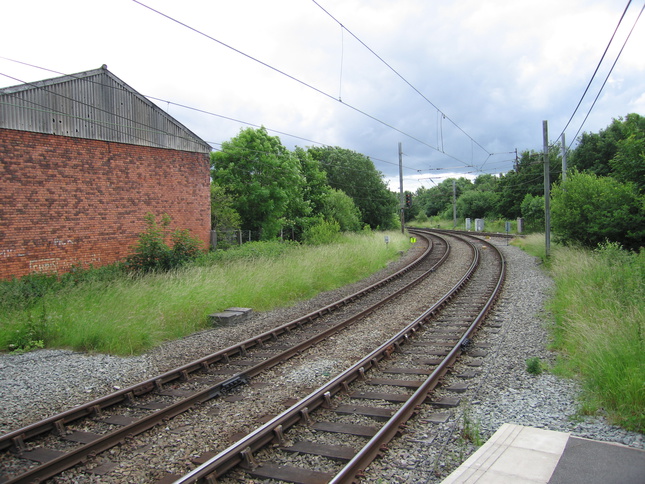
[1,0,644,192]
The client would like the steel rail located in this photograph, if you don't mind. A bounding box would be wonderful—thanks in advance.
[172,232,489,484]
[331,230,506,483]
[0,231,435,454]
[1,231,446,484]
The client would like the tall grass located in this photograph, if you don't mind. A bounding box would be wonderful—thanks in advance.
[548,243,644,432]
[516,236,644,431]
[0,231,410,356]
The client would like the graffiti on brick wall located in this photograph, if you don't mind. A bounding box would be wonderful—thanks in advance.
[1,248,26,258]
[52,239,75,247]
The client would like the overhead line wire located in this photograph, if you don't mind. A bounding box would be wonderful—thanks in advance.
[568,1,644,147]
[310,0,492,156]
[555,0,633,144]
[131,0,480,168]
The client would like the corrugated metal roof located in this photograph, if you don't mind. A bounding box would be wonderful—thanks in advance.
[0,65,211,154]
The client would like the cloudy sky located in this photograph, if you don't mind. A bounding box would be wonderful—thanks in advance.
[1,0,643,191]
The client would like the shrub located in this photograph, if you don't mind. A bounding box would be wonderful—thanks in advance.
[126,213,203,273]
[303,220,341,245]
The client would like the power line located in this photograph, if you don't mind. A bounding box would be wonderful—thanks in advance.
[310,0,492,156]
[555,0,639,146]
[569,2,644,147]
[131,0,486,169]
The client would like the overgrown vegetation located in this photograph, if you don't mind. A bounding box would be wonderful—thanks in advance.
[526,357,544,375]
[511,235,644,432]
[547,242,644,432]
[125,213,203,273]
[0,231,410,355]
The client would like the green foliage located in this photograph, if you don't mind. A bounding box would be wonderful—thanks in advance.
[520,193,544,231]
[456,189,499,219]
[210,182,241,232]
[1,231,409,355]
[126,213,203,273]
[321,188,362,232]
[551,171,645,251]
[413,178,473,217]
[609,114,645,193]
[303,219,342,245]
[460,406,483,446]
[570,113,645,178]
[547,244,645,432]
[211,127,305,240]
[496,150,560,219]
[526,357,544,375]
[308,146,398,229]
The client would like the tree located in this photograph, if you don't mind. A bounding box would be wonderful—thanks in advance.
[609,114,645,193]
[569,114,643,177]
[520,193,544,231]
[496,150,560,219]
[414,178,473,217]
[456,190,499,219]
[321,188,362,232]
[210,182,241,232]
[308,146,398,229]
[211,127,304,240]
[551,170,645,251]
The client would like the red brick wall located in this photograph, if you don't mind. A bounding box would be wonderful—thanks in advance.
[0,128,211,279]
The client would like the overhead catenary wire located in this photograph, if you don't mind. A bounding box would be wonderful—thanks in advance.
[131,0,488,170]
[568,2,644,148]
[310,0,492,157]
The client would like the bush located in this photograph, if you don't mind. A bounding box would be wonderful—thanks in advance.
[303,220,341,245]
[126,213,203,273]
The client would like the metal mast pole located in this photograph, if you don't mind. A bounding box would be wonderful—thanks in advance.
[399,142,404,234]
[543,121,551,258]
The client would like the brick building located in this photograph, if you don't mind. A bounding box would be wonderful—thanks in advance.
[0,66,212,279]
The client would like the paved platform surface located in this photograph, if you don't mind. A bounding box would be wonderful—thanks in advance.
[441,423,645,483]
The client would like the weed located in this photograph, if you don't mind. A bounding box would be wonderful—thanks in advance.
[526,357,543,375]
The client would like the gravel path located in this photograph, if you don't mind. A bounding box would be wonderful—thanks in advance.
[1,237,642,483]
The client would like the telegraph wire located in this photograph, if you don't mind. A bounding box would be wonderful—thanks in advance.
[0,58,423,172]
[310,0,492,156]
[131,0,484,168]
[568,1,644,147]
[555,0,636,146]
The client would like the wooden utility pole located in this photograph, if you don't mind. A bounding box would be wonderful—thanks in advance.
[399,142,404,234]
[543,121,551,258]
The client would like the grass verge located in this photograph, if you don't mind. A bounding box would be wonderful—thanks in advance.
[513,235,644,433]
[0,231,410,356]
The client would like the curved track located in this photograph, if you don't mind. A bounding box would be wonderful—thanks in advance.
[0,230,457,483]
[167,230,506,483]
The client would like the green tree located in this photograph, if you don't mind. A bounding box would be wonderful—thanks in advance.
[210,182,241,232]
[551,171,645,251]
[415,178,473,217]
[308,146,398,229]
[321,188,362,232]
[496,150,560,219]
[520,193,544,231]
[211,127,304,240]
[609,114,645,193]
[457,190,499,219]
[569,114,645,178]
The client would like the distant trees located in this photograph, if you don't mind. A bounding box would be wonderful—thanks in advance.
[308,146,398,230]
[407,113,644,251]
[209,128,396,242]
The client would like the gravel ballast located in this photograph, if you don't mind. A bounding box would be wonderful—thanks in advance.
[1,238,642,483]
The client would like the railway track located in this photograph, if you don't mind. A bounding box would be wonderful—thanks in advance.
[169,230,505,483]
[0,229,470,483]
